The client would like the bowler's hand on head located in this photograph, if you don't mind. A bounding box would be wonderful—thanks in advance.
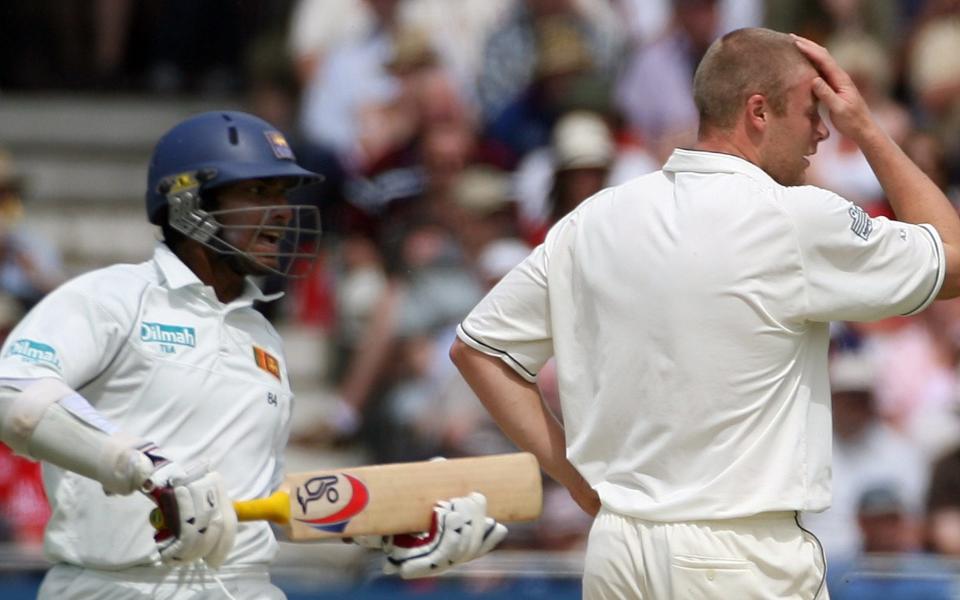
[792,34,872,140]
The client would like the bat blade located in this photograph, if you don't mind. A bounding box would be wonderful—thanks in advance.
[235,452,543,540]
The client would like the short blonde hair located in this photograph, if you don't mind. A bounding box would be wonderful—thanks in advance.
[693,28,809,132]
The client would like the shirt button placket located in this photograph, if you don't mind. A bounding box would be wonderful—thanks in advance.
[218,311,229,356]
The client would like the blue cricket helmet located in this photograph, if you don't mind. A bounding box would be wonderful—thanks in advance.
[146,111,320,225]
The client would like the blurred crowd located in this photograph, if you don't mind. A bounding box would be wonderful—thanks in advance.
[4,0,960,594]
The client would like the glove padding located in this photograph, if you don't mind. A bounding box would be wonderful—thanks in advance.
[355,492,507,579]
[145,460,237,569]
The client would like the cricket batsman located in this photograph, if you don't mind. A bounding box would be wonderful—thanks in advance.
[0,111,503,599]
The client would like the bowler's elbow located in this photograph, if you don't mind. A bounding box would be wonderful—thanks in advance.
[937,244,960,299]
[449,336,472,370]
[938,278,960,300]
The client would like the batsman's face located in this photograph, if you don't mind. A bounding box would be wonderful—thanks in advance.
[762,67,829,186]
[213,178,294,273]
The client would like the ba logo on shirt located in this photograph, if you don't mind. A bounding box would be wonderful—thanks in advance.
[140,322,196,354]
[4,339,61,369]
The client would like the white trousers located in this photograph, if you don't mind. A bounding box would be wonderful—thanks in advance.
[583,509,829,600]
[37,563,286,600]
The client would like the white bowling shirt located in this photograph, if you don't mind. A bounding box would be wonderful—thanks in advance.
[0,243,292,569]
[458,149,945,521]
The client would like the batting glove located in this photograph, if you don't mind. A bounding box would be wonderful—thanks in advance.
[355,492,508,579]
[144,457,237,569]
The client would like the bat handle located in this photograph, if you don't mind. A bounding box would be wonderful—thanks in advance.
[233,490,291,524]
[148,490,290,531]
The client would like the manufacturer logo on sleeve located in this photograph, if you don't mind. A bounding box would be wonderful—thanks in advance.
[848,205,873,241]
[295,474,369,533]
[140,322,196,354]
[5,339,61,369]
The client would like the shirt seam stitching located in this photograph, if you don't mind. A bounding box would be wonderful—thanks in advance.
[901,224,944,315]
[458,322,537,379]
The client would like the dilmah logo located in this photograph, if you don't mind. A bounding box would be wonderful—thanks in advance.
[5,339,61,369]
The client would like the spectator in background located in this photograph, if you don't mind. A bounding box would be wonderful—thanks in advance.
[808,32,911,213]
[927,443,960,557]
[317,149,489,445]
[857,486,922,555]
[764,0,899,50]
[615,0,724,162]
[0,149,63,312]
[865,299,960,460]
[287,0,512,111]
[514,110,656,245]
[0,439,50,550]
[907,0,960,183]
[358,26,472,177]
[297,0,405,169]
[830,485,956,600]
[431,240,532,458]
[0,153,53,553]
[350,218,483,461]
[803,351,929,583]
[482,15,612,169]
[300,0,416,168]
[614,0,762,47]
[477,0,624,127]
[447,165,525,265]
[287,8,480,333]
[555,111,614,225]
[296,0,500,172]
[287,0,381,88]
[902,129,960,207]
[316,163,529,454]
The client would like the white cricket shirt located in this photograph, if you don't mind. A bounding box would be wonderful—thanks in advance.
[0,244,292,569]
[458,149,945,521]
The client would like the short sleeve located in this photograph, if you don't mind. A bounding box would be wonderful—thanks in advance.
[0,284,128,389]
[785,190,944,323]
[457,244,553,382]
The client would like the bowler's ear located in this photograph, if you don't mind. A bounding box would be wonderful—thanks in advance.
[745,94,768,131]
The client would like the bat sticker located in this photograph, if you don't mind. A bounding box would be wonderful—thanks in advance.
[295,474,369,533]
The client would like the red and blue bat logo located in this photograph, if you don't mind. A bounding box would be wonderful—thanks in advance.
[294,474,369,533]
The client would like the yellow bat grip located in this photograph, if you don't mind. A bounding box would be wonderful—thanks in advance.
[233,490,290,524]
[149,490,291,530]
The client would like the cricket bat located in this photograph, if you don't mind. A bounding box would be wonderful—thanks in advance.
[231,452,542,540]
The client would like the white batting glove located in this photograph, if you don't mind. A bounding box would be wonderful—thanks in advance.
[355,492,507,579]
[144,459,237,569]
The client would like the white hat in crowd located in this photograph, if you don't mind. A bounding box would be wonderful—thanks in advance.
[553,111,615,171]
[477,238,531,283]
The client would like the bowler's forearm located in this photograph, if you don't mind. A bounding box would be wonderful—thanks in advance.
[449,340,596,512]
[857,123,960,297]
[859,125,958,235]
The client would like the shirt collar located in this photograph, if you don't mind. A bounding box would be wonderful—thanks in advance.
[662,148,778,188]
[153,243,284,306]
